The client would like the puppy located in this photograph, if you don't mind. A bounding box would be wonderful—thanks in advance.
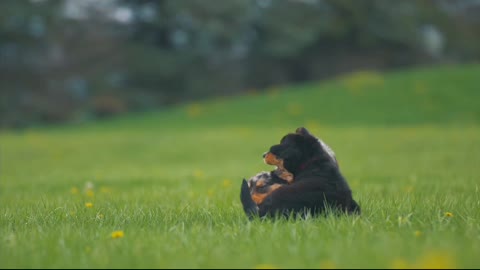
[246,152,294,205]
[241,127,360,219]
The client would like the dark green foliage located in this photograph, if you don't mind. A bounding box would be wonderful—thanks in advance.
[1,0,479,128]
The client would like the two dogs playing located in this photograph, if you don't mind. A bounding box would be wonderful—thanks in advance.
[240,127,360,219]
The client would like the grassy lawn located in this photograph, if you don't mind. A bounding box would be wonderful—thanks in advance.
[1,64,480,268]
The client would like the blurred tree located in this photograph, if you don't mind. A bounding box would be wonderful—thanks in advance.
[0,0,479,129]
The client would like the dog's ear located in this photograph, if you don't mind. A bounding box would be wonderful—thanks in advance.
[295,127,311,136]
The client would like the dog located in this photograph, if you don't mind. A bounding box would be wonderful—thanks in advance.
[241,127,360,219]
[246,152,294,205]
[246,131,341,206]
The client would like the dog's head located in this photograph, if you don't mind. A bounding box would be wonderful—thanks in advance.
[246,171,284,205]
[263,127,338,174]
[246,171,271,194]
[263,152,294,183]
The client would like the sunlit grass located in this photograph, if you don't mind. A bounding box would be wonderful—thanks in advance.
[1,64,480,268]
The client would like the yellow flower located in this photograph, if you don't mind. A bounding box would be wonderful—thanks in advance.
[414,231,422,237]
[111,230,124,239]
[100,186,112,194]
[390,251,457,269]
[222,179,232,188]
[85,202,93,208]
[70,187,79,195]
[390,258,409,269]
[343,71,384,94]
[414,251,456,269]
[444,212,453,217]
[246,88,258,96]
[193,169,205,179]
[267,87,280,98]
[404,185,414,193]
[86,189,95,197]
[187,103,203,118]
[254,264,277,269]
[414,81,428,95]
[287,103,302,116]
[319,260,336,269]
[304,120,321,131]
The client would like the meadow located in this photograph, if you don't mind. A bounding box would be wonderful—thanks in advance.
[1,64,480,268]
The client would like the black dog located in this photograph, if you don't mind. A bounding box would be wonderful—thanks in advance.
[241,127,360,219]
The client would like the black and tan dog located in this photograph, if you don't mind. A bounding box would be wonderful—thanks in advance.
[246,152,294,205]
[241,127,360,219]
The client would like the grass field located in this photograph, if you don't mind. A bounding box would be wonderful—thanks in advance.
[1,64,480,268]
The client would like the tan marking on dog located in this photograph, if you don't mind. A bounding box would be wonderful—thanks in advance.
[265,154,294,184]
[264,152,280,166]
[251,183,283,204]
[255,179,267,188]
[276,169,294,184]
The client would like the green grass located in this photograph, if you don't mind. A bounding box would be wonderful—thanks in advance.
[1,64,480,269]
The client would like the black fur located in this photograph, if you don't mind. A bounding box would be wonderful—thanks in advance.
[240,179,259,219]
[240,127,360,219]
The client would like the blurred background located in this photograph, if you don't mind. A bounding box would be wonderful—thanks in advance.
[1,0,479,130]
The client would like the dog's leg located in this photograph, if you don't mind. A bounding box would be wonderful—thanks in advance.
[257,180,335,218]
[240,179,259,220]
[251,184,283,205]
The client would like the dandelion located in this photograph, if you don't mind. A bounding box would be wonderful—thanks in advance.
[100,186,112,194]
[222,179,232,188]
[444,212,453,217]
[86,190,95,197]
[85,202,93,208]
[319,260,336,269]
[70,187,79,195]
[187,103,203,118]
[414,81,428,95]
[343,71,384,94]
[254,264,277,269]
[193,169,205,179]
[246,88,258,96]
[390,258,409,269]
[404,185,414,193]
[391,251,457,269]
[111,230,124,239]
[305,120,321,131]
[414,230,422,237]
[85,181,95,197]
[414,251,456,269]
[267,87,280,98]
[287,103,302,116]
